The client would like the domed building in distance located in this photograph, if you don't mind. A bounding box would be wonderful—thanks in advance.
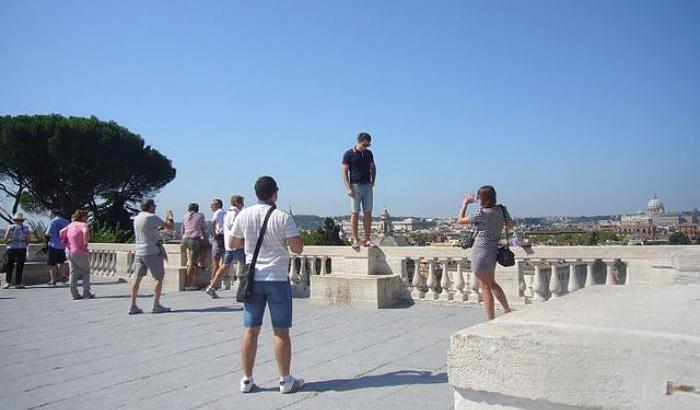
[620,194,696,240]
[647,194,665,215]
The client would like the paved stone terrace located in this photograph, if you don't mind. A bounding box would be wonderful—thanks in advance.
[0,278,484,410]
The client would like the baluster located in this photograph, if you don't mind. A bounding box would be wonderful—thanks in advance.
[533,263,546,302]
[299,257,307,285]
[112,251,118,276]
[468,261,481,303]
[288,256,297,281]
[567,262,580,293]
[549,262,561,298]
[519,260,532,303]
[604,260,616,285]
[425,258,438,300]
[453,258,467,302]
[623,261,630,285]
[93,252,100,275]
[320,256,329,275]
[439,259,452,301]
[308,256,317,276]
[411,258,424,300]
[584,261,596,287]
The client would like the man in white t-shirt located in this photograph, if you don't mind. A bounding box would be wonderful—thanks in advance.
[205,195,245,298]
[230,176,304,394]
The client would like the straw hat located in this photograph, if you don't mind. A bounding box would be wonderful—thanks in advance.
[11,213,26,222]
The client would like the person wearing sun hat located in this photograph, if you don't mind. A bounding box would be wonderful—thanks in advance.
[3,213,31,289]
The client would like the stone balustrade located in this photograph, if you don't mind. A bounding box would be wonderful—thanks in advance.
[6,243,696,297]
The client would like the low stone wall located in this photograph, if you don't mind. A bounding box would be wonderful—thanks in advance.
[448,284,700,410]
[4,244,699,295]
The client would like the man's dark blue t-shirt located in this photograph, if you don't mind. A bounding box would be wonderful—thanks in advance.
[342,148,374,184]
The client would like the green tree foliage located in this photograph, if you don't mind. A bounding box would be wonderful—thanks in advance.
[0,115,176,231]
[302,218,345,246]
[90,222,134,244]
[668,231,691,245]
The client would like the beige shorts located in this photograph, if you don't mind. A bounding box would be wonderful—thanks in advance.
[133,254,165,280]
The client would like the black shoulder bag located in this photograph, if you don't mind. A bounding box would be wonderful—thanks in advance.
[497,205,516,267]
[236,205,276,303]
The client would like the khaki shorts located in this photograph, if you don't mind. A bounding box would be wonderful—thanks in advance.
[133,254,165,280]
[183,238,201,264]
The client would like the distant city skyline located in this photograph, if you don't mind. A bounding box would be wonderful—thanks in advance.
[1,1,699,219]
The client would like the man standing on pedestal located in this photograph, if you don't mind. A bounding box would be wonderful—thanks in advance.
[341,132,377,249]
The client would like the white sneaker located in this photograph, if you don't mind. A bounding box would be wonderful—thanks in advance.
[280,376,304,394]
[240,377,256,393]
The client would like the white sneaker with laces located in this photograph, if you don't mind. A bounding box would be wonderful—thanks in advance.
[240,377,256,393]
[280,376,305,394]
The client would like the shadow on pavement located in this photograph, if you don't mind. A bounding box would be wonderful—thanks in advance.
[171,306,243,313]
[95,294,154,299]
[303,370,447,392]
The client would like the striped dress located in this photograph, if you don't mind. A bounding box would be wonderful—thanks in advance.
[470,205,512,274]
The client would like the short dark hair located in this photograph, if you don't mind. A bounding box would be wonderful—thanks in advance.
[477,185,497,208]
[231,195,244,207]
[212,199,223,208]
[187,203,199,213]
[141,198,156,211]
[255,176,278,201]
[357,132,372,143]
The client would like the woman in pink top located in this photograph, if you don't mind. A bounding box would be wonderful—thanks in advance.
[60,209,94,300]
[181,203,207,290]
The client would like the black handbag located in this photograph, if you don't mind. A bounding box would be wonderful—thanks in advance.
[497,205,515,267]
[236,205,276,303]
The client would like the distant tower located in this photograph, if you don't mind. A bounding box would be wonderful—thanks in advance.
[647,194,665,215]
[380,207,393,235]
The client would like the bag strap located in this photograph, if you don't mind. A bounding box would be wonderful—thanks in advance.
[500,205,510,245]
[249,205,276,272]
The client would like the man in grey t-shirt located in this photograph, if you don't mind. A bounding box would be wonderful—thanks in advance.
[129,198,174,315]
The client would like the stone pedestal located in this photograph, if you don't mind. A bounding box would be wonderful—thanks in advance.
[309,247,404,308]
[310,274,403,309]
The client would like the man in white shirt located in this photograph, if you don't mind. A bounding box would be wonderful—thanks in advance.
[205,195,245,299]
[230,176,304,394]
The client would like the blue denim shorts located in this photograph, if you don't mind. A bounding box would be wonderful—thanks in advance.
[243,281,293,329]
[223,249,245,265]
[351,183,373,213]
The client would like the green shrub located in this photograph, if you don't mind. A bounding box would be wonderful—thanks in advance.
[90,222,133,243]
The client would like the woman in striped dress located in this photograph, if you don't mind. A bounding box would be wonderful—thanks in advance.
[456,185,514,320]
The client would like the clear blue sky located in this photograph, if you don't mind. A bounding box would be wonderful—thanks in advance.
[1,0,699,218]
